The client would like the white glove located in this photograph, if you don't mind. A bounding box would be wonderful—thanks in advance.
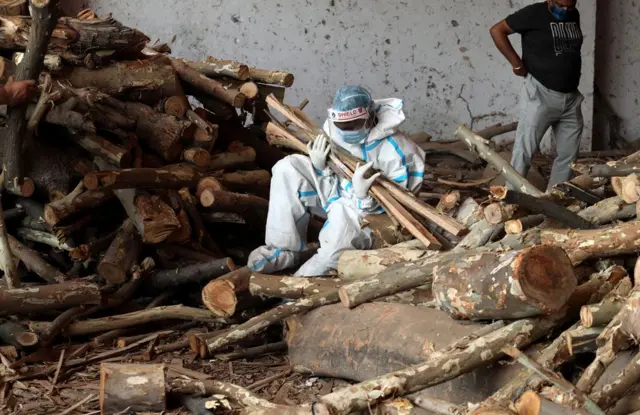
[352,162,381,199]
[307,134,330,171]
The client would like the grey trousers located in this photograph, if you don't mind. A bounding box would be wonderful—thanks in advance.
[510,74,584,191]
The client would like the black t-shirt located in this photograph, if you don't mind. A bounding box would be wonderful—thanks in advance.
[506,2,583,93]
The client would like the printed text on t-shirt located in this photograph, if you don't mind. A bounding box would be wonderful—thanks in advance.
[550,22,582,56]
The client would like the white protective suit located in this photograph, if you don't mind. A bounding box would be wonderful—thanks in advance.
[248,98,426,276]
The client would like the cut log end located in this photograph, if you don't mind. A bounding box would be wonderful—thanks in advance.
[183,148,211,167]
[6,177,35,197]
[196,177,224,198]
[489,185,508,200]
[199,189,215,208]
[515,245,577,312]
[515,390,541,415]
[163,96,188,118]
[580,306,594,328]
[505,219,524,235]
[240,82,259,100]
[202,279,238,317]
[17,332,39,348]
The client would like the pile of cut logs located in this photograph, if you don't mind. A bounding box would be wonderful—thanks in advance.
[3,2,640,415]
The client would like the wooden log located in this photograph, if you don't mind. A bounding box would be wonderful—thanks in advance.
[149,258,235,291]
[8,234,65,283]
[578,197,633,225]
[433,245,577,320]
[0,0,26,16]
[123,101,192,161]
[16,228,71,251]
[83,164,204,191]
[202,279,244,317]
[193,126,216,152]
[221,170,271,187]
[621,174,640,203]
[248,66,294,87]
[0,190,19,289]
[158,95,189,117]
[196,176,224,198]
[209,147,257,171]
[170,58,246,108]
[187,56,251,80]
[436,190,460,214]
[491,186,593,229]
[0,15,148,62]
[476,121,519,139]
[3,0,58,194]
[205,290,339,354]
[611,176,625,199]
[61,59,179,103]
[177,188,219,253]
[169,378,276,410]
[131,194,181,244]
[505,215,545,235]
[200,189,268,213]
[484,203,517,225]
[97,219,141,285]
[183,147,211,168]
[249,274,341,298]
[337,245,431,282]
[456,197,485,227]
[0,321,38,349]
[66,134,131,168]
[313,312,573,415]
[33,305,218,337]
[574,162,640,178]
[214,341,287,361]
[44,185,113,227]
[590,350,640,411]
[0,281,100,314]
[99,363,167,414]
[456,125,544,197]
[581,278,633,328]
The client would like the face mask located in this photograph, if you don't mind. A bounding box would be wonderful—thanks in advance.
[338,128,370,144]
[550,3,569,21]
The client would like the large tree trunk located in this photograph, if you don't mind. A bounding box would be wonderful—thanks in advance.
[248,274,341,298]
[0,281,101,314]
[433,245,577,320]
[338,244,431,281]
[3,0,59,194]
[83,163,204,191]
[99,363,167,414]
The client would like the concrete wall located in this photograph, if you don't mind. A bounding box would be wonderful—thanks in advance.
[594,0,639,148]
[81,0,596,151]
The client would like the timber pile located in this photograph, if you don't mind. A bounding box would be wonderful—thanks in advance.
[2,4,640,415]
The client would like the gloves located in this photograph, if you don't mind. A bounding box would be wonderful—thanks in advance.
[352,162,381,199]
[307,134,330,172]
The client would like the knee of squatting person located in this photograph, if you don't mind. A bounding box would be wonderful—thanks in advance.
[248,85,426,277]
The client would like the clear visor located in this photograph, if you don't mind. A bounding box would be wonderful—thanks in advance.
[334,119,368,132]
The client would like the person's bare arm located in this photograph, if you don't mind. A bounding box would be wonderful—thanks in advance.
[490,20,527,77]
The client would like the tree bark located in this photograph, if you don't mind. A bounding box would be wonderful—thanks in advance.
[436,190,461,213]
[66,134,131,168]
[221,170,271,187]
[3,0,59,194]
[199,189,268,213]
[573,162,640,178]
[206,290,339,354]
[169,378,276,410]
[456,197,486,228]
[0,321,38,349]
[581,278,633,328]
[33,305,218,337]
[209,147,257,171]
[577,197,634,225]
[214,341,287,361]
[484,203,517,225]
[177,188,220,254]
[591,350,640,410]
[99,363,167,414]
[170,58,246,108]
[0,280,100,314]
[338,245,431,282]
[44,184,113,226]
[249,274,341,298]
[8,234,65,283]
[130,193,181,244]
[0,192,19,289]
[433,245,577,320]
[248,66,295,87]
[97,219,141,285]
[505,214,546,235]
[83,163,204,191]
[456,125,544,197]
[60,58,180,103]
[183,57,250,80]
[123,101,193,161]
[491,186,593,229]
[149,258,235,291]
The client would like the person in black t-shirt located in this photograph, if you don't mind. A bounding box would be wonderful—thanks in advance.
[490,0,584,191]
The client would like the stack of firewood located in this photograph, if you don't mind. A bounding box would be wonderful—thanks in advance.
[4,2,640,415]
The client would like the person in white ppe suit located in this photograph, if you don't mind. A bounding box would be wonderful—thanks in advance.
[248,86,426,277]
